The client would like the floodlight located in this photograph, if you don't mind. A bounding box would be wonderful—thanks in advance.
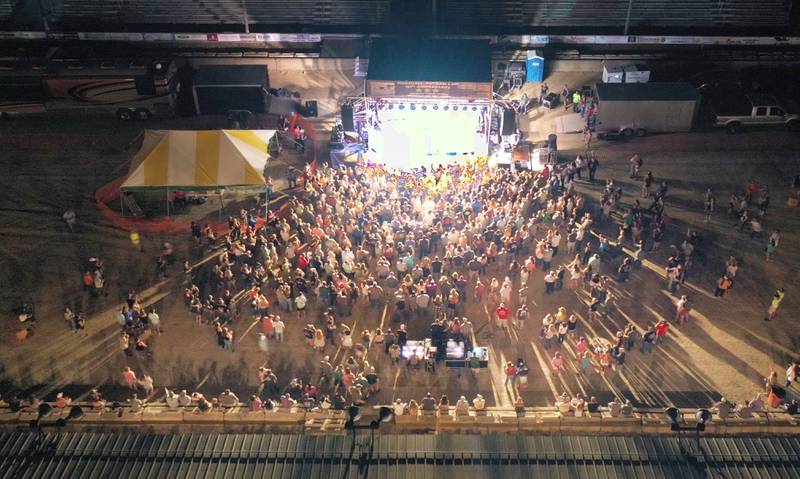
[68,405,85,421]
[664,407,681,424]
[378,406,394,422]
[696,409,711,428]
[37,403,53,419]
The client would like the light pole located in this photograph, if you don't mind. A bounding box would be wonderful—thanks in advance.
[624,0,634,35]
[343,406,394,477]
[664,407,711,450]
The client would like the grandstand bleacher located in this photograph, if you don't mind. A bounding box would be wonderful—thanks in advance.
[438,0,790,29]
[0,0,792,33]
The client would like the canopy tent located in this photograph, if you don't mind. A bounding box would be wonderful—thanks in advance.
[121,129,277,191]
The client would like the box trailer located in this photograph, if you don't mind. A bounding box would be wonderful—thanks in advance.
[594,82,700,138]
[192,65,269,115]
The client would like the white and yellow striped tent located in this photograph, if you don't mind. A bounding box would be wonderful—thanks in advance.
[121,130,276,191]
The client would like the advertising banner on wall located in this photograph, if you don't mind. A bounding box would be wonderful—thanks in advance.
[367,80,492,100]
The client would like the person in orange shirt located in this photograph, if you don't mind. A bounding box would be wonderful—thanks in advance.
[715,275,732,297]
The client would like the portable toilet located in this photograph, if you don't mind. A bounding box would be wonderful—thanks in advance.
[526,50,545,83]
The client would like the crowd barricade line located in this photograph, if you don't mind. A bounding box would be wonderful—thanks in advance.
[0,404,797,434]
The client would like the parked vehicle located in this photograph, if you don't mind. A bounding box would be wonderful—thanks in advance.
[713,93,800,133]
[0,58,176,120]
[593,82,700,137]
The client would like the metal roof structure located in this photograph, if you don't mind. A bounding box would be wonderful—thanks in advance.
[1,432,800,479]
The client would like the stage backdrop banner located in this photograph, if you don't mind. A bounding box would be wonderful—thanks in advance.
[367,80,492,100]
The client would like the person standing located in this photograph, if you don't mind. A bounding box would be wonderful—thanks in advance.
[504,361,517,386]
[495,303,510,330]
[714,275,732,297]
[63,209,76,233]
[704,189,715,223]
[766,230,780,261]
[147,308,161,335]
[515,304,528,329]
[123,367,138,390]
[550,352,564,374]
[273,316,285,341]
[587,154,599,182]
[764,288,785,321]
[654,320,669,345]
[561,85,570,110]
[139,374,154,397]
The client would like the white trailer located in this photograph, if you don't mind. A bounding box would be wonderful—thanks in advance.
[594,82,700,137]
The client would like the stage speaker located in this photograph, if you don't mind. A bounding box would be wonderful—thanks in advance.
[304,100,318,118]
[502,109,516,135]
[548,133,558,150]
[341,105,354,131]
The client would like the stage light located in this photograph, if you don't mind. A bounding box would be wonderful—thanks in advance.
[37,403,53,418]
[696,409,711,426]
[421,105,427,110]
[410,104,416,110]
[388,104,394,110]
[399,104,405,110]
[348,405,361,423]
[472,106,478,111]
[378,406,394,422]
[664,406,681,424]
[453,105,459,111]
[443,105,449,111]
[433,105,439,110]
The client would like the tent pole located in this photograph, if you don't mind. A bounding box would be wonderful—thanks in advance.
[166,188,170,217]
[120,190,124,216]
[218,189,223,218]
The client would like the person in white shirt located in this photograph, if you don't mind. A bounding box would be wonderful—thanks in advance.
[177,390,192,407]
[165,388,180,409]
[550,231,562,256]
[455,396,470,416]
[295,293,307,319]
[147,309,161,335]
[393,398,407,416]
[273,317,285,341]
[472,394,486,412]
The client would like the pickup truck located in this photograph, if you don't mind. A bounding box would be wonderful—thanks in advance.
[714,95,800,133]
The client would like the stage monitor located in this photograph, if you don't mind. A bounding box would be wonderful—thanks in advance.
[502,108,516,135]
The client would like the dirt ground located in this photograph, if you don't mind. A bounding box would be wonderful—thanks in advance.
[1,69,800,410]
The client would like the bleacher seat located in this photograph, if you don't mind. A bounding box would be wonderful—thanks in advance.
[438,0,789,29]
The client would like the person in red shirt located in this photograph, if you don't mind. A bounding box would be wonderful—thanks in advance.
[473,279,486,303]
[495,302,510,329]
[654,320,669,345]
[504,361,517,385]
